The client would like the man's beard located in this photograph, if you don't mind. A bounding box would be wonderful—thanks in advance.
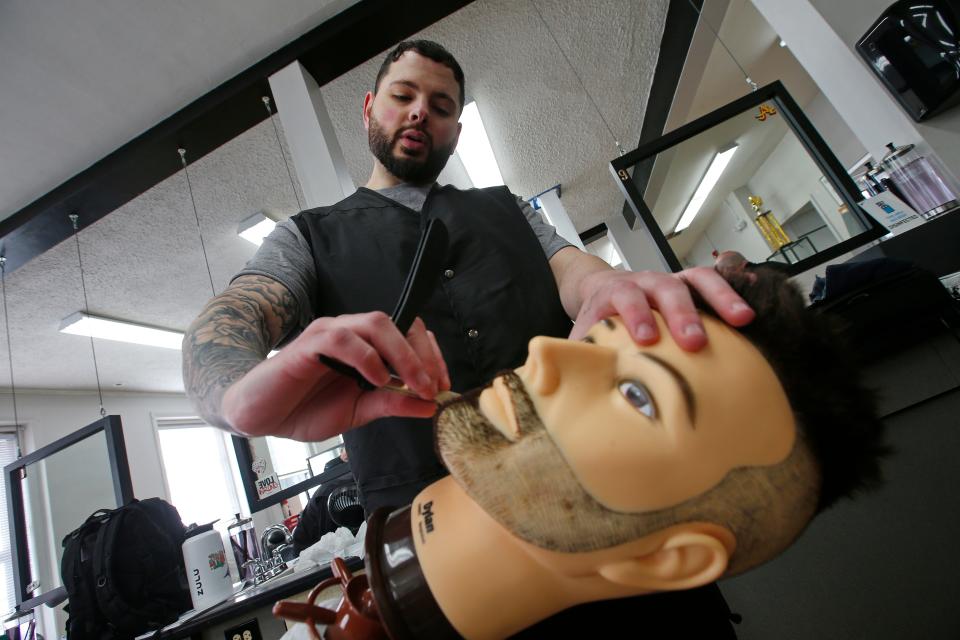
[368,115,455,185]
[434,372,656,553]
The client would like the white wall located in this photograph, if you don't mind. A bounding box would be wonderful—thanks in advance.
[683,189,774,268]
[804,92,867,169]
[748,132,846,240]
[606,209,675,273]
[808,0,960,185]
[12,390,195,500]
[752,0,960,191]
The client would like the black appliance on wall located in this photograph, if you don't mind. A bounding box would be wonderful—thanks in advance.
[857,0,960,121]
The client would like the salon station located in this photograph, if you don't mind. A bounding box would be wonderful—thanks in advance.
[2,1,960,639]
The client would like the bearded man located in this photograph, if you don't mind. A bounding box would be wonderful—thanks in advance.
[184,39,758,635]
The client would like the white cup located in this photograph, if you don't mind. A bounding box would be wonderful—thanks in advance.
[182,528,235,610]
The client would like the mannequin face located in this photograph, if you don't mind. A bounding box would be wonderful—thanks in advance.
[435,314,796,550]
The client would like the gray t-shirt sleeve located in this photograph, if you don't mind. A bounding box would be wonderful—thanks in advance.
[514,195,574,259]
[232,218,317,337]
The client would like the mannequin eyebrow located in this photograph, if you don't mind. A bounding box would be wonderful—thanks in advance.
[637,353,696,424]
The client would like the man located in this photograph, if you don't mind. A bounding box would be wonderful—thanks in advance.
[183,38,753,635]
[182,38,752,512]
[360,266,886,639]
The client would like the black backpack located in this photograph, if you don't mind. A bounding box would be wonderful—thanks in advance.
[60,498,193,639]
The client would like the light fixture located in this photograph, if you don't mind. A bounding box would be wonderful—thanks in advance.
[60,311,280,357]
[60,312,183,350]
[674,144,739,233]
[238,211,278,246]
[778,38,787,47]
[456,101,504,188]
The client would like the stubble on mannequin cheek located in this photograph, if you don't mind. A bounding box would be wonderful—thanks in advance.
[434,374,655,552]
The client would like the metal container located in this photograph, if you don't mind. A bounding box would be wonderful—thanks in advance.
[227,513,260,584]
[882,143,958,219]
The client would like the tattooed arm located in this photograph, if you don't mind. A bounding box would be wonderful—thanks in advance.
[182,274,450,441]
[182,275,299,431]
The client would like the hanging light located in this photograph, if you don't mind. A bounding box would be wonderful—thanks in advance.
[238,212,278,246]
[456,101,504,188]
[674,144,739,233]
[59,312,183,350]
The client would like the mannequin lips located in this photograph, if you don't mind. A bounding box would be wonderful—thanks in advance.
[435,372,540,456]
[478,376,523,440]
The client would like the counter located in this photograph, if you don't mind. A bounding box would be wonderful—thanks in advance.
[145,557,363,640]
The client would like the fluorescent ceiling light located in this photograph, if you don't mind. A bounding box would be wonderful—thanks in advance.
[60,312,183,350]
[238,212,277,246]
[60,311,281,357]
[674,144,739,233]
[457,101,504,188]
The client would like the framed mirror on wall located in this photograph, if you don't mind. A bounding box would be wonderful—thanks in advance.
[231,434,349,512]
[3,415,132,609]
[611,81,886,276]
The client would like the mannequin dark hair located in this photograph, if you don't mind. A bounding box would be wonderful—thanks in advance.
[710,265,888,512]
[374,40,466,111]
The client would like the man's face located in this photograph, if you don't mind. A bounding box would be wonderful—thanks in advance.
[363,51,462,184]
[435,314,796,550]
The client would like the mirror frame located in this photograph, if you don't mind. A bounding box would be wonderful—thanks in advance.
[610,80,886,275]
[231,436,349,513]
[3,415,133,610]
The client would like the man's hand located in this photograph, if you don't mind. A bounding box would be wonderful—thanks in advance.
[222,312,450,442]
[549,248,754,350]
[182,275,449,442]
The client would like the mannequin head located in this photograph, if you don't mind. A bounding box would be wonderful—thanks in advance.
[435,267,886,576]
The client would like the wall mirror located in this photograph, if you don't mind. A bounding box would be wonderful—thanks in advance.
[4,415,132,609]
[231,434,347,512]
[611,81,886,275]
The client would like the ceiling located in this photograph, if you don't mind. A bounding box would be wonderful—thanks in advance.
[0,0,672,394]
[0,0,359,222]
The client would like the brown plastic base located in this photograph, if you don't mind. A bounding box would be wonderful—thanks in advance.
[364,507,462,640]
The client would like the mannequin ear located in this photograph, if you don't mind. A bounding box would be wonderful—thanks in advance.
[596,523,734,592]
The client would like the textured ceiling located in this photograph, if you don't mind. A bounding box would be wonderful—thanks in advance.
[321,0,669,229]
[0,0,670,394]
[0,0,356,220]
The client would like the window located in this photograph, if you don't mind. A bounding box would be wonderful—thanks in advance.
[0,430,20,613]
[155,418,242,526]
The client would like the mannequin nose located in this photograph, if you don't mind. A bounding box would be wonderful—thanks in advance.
[522,336,601,396]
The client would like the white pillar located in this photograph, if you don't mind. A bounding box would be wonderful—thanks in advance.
[537,189,585,250]
[605,211,673,273]
[268,62,355,208]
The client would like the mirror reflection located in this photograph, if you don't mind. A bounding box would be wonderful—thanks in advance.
[18,430,115,601]
[241,435,343,507]
[642,102,873,269]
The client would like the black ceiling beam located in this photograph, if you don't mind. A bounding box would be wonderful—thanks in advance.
[0,0,473,273]
[619,0,702,228]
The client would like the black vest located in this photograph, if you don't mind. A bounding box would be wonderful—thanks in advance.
[292,185,572,512]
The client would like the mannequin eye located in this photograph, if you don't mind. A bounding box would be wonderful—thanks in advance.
[618,381,656,418]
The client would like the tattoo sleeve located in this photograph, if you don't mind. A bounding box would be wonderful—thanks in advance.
[182,275,300,431]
